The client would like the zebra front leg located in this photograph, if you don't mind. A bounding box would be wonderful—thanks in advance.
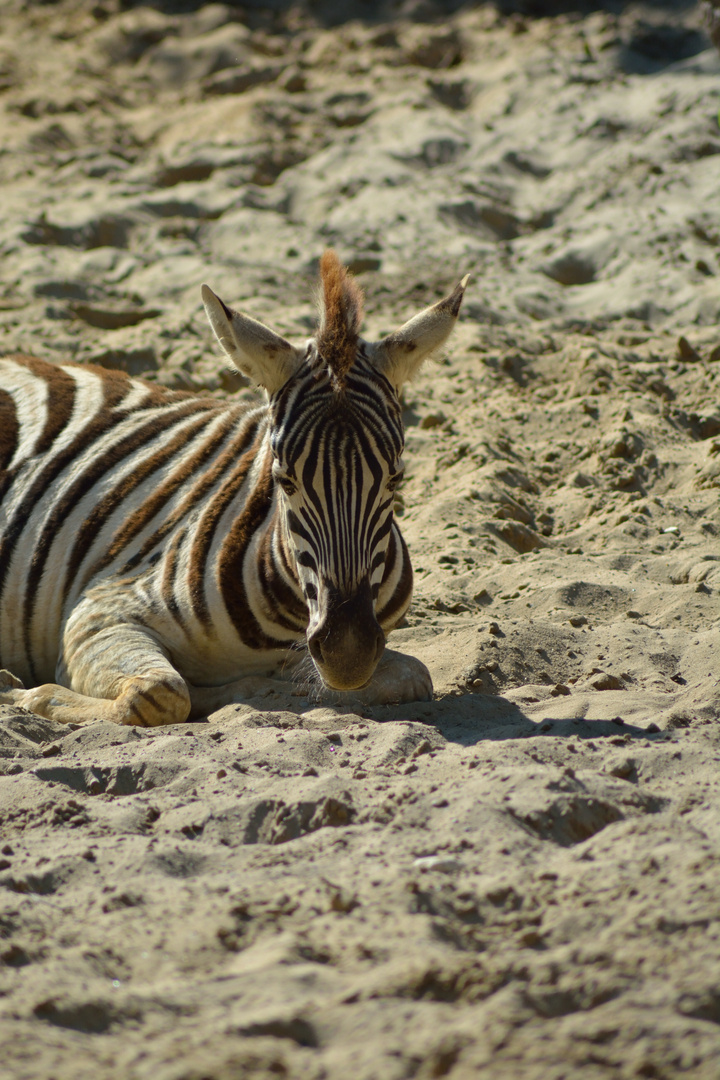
[187,652,305,718]
[10,671,191,727]
[187,674,281,719]
[352,649,433,706]
[1,624,191,727]
[0,669,25,692]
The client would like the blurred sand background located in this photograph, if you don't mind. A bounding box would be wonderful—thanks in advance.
[0,2,719,1077]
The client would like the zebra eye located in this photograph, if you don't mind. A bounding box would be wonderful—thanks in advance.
[275,474,296,497]
[387,470,404,492]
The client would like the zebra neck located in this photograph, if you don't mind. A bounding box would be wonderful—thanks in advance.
[212,448,308,649]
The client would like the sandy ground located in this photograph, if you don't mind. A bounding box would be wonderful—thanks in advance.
[1,2,720,1077]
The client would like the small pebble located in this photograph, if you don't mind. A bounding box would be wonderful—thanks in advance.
[676,336,701,363]
[591,672,624,691]
[412,855,461,873]
[411,740,433,758]
[609,758,637,780]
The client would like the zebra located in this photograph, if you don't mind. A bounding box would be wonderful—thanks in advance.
[0,252,467,726]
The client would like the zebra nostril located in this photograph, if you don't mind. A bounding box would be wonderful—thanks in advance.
[308,633,324,664]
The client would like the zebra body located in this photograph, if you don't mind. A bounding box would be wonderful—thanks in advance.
[2,361,286,687]
[0,253,466,725]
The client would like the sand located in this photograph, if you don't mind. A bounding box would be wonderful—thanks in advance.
[0,2,719,1077]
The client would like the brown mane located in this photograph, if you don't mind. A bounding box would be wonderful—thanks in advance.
[316,250,364,388]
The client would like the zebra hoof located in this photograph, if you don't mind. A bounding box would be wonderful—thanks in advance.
[0,669,25,699]
[354,650,433,706]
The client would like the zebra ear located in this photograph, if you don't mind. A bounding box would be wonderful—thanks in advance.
[369,275,469,392]
[202,285,303,394]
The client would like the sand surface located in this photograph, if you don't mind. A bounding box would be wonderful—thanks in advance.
[1,2,719,1077]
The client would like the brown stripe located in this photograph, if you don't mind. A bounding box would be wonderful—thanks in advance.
[135,688,161,711]
[107,409,234,573]
[19,357,77,457]
[217,454,290,649]
[0,361,136,607]
[110,410,262,582]
[160,528,187,630]
[62,357,193,409]
[255,522,308,631]
[23,400,210,678]
[187,421,265,626]
[0,389,19,500]
[128,701,148,725]
[0,357,75,512]
[376,526,413,631]
[157,677,182,693]
[67,408,220,594]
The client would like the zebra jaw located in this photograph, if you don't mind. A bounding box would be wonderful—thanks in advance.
[305,578,386,692]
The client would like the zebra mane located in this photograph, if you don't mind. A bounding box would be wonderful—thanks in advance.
[316,250,364,388]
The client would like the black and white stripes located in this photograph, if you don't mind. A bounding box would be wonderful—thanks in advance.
[0,255,466,725]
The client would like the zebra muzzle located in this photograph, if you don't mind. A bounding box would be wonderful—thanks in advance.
[307,579,385,691]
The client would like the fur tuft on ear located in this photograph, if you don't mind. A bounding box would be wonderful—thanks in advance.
[368,275,469,393]
[202,284,302,395]
[316,250,364,386]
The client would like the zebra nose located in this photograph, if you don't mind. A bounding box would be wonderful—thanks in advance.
[307,623,384,668]
[307,579,386,690]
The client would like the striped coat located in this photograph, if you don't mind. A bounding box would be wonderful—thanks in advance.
[0,253,466,725]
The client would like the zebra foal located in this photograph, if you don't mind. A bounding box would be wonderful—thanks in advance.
[0,252,467,726]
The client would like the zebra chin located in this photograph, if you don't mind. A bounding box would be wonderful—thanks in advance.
[308,636,386,692]
[306,578,386,692]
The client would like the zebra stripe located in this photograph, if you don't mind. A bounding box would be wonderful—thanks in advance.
[0,351,411,694]
[271,353,404,602]
[0,257,464,724]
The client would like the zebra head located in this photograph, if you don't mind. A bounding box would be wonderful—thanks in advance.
[202,252,467,692]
